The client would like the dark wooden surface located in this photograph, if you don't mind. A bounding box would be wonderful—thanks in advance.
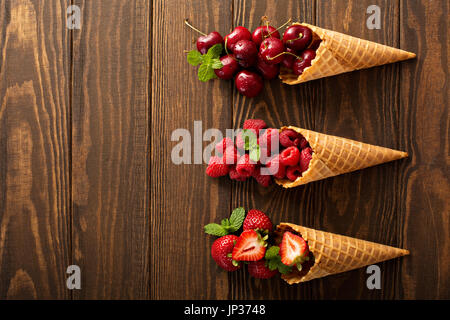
[0,0,448,300]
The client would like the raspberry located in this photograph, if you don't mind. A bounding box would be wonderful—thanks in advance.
[299,137,309,149]
[243,119,267,136]
[265,154,286,179]
[258,128,280,153]
[252,167,272,187]
[235,129,257,151]
[215,137,234,155]
[259,146,270,165]
[299,147,313,173]
[279,129,302,148]
[223,146,238,165]
[229,166,248,181]
[236,154,257,177]
[206,156,229,178]
[286,165,302,181]
[280,146,301,166]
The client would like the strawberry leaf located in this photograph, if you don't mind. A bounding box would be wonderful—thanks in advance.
[204,223,228,236]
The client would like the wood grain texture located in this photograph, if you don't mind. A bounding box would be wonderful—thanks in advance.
[71,0,150,299]
[0,0,71,299]
[151,0,233,300]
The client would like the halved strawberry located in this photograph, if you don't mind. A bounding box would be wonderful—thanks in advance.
[279,231,309,270]
[232,230,267,261]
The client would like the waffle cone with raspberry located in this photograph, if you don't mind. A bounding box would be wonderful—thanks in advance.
[275,126,408,188]
[274,223,409,284]
[280,23,416,84]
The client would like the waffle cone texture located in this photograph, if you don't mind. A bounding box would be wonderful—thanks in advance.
[275,223,409,284]
[275,126,408,188]
[279,23,416,84]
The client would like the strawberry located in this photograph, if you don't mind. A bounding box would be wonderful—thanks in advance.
[243,209,273,233]
[232,230,267,261]
[211,235,242,272]
[279,231,309,270]
[247,260,278,279]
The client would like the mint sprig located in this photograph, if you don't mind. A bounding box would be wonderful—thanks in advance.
[241,129,260,162]
[204,207,246,236]
[265,245,293,275]
[187,44,224,82]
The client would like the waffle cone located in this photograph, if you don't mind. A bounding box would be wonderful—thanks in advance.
[280,23,416,84]
[275,223,409,284]
[275,126,408,188]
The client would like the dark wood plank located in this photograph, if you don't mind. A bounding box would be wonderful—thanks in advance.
[71,0,150,299]
[0,0,71,299]
[151,0,233,299]
[399,0,449,300]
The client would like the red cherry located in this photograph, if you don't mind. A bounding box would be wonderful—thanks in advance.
[259,37,285,64]
[281,47,297,69]
[225,26,252,51]
[214,54,239,80]
[197,31,224,55]
[293,49,316,75]
[283,25,312,51]
[233,39,258,68]
[256,54,280,80]
[251,25,280,46]
[235,70,263,97]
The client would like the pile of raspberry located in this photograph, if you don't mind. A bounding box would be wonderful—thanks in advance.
[206,119,313,186]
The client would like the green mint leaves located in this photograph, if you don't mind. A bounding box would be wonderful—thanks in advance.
[187,44,224,82]
[265,246,293,275]
[241,129,260,162]
[204,207,246,236]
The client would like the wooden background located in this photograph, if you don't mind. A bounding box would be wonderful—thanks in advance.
[0,0,448,300]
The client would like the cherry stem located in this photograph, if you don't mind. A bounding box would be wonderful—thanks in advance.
[224,37,230,55]
[268,18,292,37]
[287,32,304,43]
[184,19,207,36]
[267,51,302,61]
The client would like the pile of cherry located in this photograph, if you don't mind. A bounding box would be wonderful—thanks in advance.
[186,19,321,97]
[206,119,313,186]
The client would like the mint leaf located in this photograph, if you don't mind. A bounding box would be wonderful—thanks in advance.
[265,246,280,260]
[204,223,227,236]
[229,207,245,231]
[198,63,217,82]
[249,145,260,162]
[242,129,258,151]
[210,58,223,69]
[207,43,223,58]
[187,50,203,66]
[277,262,293,275]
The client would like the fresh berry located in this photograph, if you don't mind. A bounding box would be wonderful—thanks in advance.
[243,119,267,135]
[282,25,312,51]
[197,31,224,55]
[293,49,316,76]
[235,70,263,98]
[298,137,309,149]
[281,47,297,69]
[214,54,239,80]
[252,25,280,46]
[256,54,280,79]
[309,39,322,51]
[279,231,309,268]
[225,26,252,51]
[299,147,313,173]
[279,129,302,148]
[235,129,257,151]
[259,146,271,165]
[252,167,273,187]
[280,146,301,166]
[229,165,248,181]
[215,137,234,154]
[258,128,279,152]
[266,155,286,179]
[233,39,258,62]
[247,260,278,279]
[259,37,285,64]
[243,209,273,232]
[206,156,230,178]
[211,235,241,271]
[223,146,238,165]
[286,165,302,181]
[236,154,257,177]
[232,230,267,261]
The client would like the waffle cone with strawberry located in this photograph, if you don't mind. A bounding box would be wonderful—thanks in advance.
[274,223,409,284]
[279,22,416,84]
[275,126,408,188]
